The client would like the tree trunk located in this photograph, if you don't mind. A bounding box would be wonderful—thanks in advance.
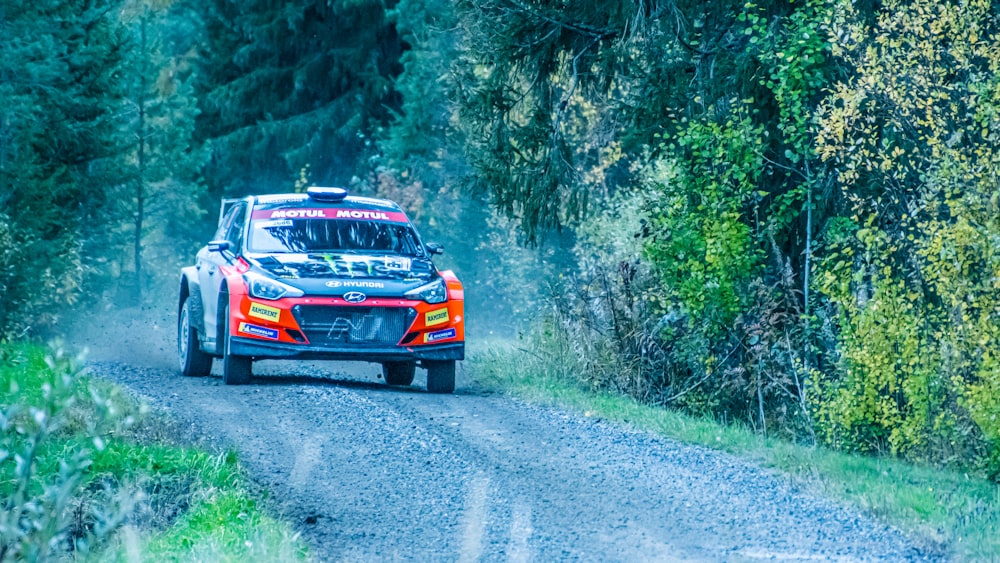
[803,160,813,373]
[134,13,148,300]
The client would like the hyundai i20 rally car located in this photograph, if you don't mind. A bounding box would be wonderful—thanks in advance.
[177,187,464,393]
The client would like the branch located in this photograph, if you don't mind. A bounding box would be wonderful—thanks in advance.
[757,150,812,183]
[504,0,618,41]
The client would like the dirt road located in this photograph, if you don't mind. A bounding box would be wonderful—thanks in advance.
[82,307,939,562]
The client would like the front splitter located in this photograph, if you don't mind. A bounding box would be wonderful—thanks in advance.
[229,336,465,362]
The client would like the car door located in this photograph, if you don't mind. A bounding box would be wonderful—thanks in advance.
[198,202,247,343]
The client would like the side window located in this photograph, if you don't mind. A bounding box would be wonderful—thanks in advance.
[225,203,248,249]
[214,205,239,241]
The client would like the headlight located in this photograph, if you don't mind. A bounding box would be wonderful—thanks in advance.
[246,273,304,300]
[405,278,447,304]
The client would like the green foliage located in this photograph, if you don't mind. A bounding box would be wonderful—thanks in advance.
[0,342,308,560]
[751,0,829,157]
[446,0,1000,480]
[115,0,210,298]
[809,0,1000,476]
[0,343,138,558]
[446,0,838,441]
[194,0,405,197]
[383,0,464,179]
[111,446,308,561]
[0,0,126,337]
[646,113,764,330]
[813,266,954,458]
[453,0,667,240]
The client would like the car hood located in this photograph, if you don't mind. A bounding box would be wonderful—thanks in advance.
[245,253,437,298]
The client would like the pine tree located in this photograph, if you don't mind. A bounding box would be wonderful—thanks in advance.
[118,0,207,299]
[0,0,125,335]
[192,0,405,197]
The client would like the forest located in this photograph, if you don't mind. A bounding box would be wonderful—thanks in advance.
[3,0,1000,479]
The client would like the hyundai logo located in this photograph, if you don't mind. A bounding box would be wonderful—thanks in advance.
[343,291,367,303]
[325,280,342,288]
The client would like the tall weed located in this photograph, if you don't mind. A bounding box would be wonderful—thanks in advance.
[0,343,138,559]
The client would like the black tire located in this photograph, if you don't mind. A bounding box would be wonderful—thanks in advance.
[220,301,251,385]
[425,360,455,394]
[383,362,416,386]
[179,298,213,377]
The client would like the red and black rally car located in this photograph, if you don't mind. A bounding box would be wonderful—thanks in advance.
[177,187,464,393]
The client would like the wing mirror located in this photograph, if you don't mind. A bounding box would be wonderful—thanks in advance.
[208,240,231,253]
[425,242,445,255]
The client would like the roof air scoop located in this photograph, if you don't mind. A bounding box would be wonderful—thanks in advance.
[307,187,348,202]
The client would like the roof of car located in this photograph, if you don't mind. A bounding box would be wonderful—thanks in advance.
[252,193,403,211]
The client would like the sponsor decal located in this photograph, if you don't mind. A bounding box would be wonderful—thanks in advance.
[256,195,306,205]
[325,280,385,289]
[424,328,456,343]
[343,291,367,303]
[270,209,329,219]
[250,208,408,222]
[256,219,293,228]
[335,209,390,220]
[326,315,375,337]
[384,257,411,270]
[425,308,449,327]
[248,302,281,322]
[238,322,279,340]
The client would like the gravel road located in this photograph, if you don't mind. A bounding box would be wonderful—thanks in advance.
[80,306,941,562]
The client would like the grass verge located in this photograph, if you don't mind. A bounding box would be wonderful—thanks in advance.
[469,342,1000,561]
[0,341,309,561]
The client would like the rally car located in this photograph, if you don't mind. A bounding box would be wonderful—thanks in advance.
[177,187,464,393]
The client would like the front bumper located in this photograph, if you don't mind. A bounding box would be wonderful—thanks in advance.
[230,336,464,362]
[222,283,466,364]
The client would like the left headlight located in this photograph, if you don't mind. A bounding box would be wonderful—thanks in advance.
[404,278,447,304]
[246,273,304,300]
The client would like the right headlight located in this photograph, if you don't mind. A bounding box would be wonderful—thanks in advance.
[246,273,304,300]
[404,278,447,304]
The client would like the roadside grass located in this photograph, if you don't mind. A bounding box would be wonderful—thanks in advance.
[469,341,1000,561]
[0,341,309,561]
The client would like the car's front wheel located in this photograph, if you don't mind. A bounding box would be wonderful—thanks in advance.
[425,360,455,394]
[220,300,251,385]
[179,298,212,377]
[383,362,416,386]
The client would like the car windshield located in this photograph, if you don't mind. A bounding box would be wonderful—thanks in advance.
[248,215,425,256]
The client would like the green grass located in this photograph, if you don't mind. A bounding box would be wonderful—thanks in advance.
[1,342,310,561]
[91,443,308,562]
[470,342,1000,561]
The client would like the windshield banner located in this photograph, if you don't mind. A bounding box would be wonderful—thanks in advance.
[251,208,408,223]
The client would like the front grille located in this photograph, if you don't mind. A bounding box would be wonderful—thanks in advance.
[292,305,416,347]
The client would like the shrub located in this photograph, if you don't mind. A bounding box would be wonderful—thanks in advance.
[0,343,137,558]
[539,180,812,440]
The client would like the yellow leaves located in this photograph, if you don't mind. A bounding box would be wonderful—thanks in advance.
[817,0,1000,180]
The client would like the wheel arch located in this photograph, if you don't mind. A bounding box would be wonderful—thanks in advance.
[438,270,464,301]
[179,267,206,335]
[216,282,231,344]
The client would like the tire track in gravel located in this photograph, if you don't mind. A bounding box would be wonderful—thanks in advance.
[89,357,944,563]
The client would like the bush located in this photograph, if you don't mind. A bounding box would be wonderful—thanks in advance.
[813,220,995,473]
[538,181,813,440]
[0,343,138,558]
